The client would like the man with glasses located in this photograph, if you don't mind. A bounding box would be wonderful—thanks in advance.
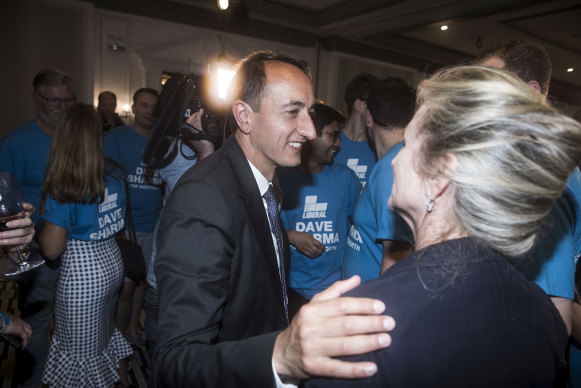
[277,102,360,307]
[0,68,76,387]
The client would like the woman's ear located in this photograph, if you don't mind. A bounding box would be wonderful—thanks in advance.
[232,100,252,135]
[428,152,457,200]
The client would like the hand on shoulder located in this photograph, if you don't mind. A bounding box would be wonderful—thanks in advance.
[273,276,395,380]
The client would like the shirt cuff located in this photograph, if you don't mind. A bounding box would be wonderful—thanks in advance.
[272,358,299,388]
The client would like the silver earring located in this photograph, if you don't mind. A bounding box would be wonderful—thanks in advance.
[426,196,434,212]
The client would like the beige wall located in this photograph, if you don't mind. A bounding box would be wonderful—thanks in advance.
[0,0,420,139]
[0,0,94,138]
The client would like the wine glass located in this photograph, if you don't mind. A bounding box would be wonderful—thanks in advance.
[0,172,44,277]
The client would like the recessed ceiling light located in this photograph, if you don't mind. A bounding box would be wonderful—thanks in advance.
[567,67,574,72]
[217,0,229,10]
[441,25,448,31]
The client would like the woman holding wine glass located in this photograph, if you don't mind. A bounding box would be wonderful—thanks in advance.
[0,202,34,347]
[38,103,132,387]
[0,172,44,277]
[0,201,35,259]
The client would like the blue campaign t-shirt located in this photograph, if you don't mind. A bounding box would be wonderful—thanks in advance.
[342,142,414,283]
[517,167,581,299]
[41,171,127,241]
[103,125,163,233]
[333,131,377,188]
[0,120,52,224]
[278,164,360,299]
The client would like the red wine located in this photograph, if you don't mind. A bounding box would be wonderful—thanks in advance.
[0,214,23,232]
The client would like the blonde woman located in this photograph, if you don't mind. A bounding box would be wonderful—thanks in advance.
[306,65,581,387]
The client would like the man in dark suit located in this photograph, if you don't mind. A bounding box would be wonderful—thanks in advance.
[154,51,395,387]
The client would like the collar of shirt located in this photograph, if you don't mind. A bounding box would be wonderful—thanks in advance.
[247,159,271,195]
[247,159,282,270]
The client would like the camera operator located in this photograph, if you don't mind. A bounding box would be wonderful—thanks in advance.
[143,76,224,385]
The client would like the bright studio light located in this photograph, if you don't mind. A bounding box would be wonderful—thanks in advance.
[567,67,574,73]
[440,25,448,31]
[217,0,229,11]
[216,67,235,100]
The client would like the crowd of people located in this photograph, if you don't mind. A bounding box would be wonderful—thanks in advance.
[1,39,581,388]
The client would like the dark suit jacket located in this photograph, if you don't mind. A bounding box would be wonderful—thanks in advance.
[154,136,290,387]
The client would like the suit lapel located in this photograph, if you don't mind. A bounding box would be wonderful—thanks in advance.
[224,138,287,323]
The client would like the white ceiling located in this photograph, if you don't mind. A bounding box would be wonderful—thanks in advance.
[96,0,581,106]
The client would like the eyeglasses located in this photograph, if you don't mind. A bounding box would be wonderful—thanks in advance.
[323,131,341,142]
[36,94,77,107]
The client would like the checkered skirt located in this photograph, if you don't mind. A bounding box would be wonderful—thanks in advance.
[42,238,133,388]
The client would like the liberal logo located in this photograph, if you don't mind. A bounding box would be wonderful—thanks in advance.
[346,159,368,180]
[98,188,118,213]
[302,195,327,218]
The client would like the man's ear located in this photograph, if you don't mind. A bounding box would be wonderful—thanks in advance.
[365,109,373,127]
[232,99,252,135]
[527,80,542,94]
[354,98,366,113]
[131,104,136,114]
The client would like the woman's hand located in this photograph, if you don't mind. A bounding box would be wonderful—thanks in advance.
[0,202,35,254]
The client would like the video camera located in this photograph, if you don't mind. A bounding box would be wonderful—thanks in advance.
[142,73,229,170]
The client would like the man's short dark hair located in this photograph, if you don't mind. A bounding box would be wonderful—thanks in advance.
[343,73,379,115]
[230,50,311,112]
[33,69,75,97]
[474,40,552,95]
[310,103,345,137]
[367,78,416,130]
[98,91,117,103]
[133,87,159,104]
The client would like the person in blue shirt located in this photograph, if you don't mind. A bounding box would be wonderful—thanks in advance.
[97,91,126,133]
[476,40,581,386]
[334,73,378,188]
[278,103,360,303]
[0,68,76,387]
[476,40,580,327]
[39,104,132,387]
[342,78,416,283]
[103,87,163,345]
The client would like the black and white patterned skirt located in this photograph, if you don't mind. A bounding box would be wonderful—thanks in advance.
[42,238,133,387]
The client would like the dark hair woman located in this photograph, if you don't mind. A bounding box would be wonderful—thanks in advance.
[39,103,132,387]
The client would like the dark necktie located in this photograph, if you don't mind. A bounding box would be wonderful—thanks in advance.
[263,184,289,325]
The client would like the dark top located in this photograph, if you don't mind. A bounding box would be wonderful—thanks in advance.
[306,237,568,388]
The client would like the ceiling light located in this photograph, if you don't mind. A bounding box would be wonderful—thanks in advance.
[217,0,229,10]
[567,67,574,72]
[440,25,448,31]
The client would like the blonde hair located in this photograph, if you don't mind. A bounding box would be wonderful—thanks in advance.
[416,65,581,257]
[43,104,105,204]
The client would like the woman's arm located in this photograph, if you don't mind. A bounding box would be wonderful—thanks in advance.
[39,222,67,260]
